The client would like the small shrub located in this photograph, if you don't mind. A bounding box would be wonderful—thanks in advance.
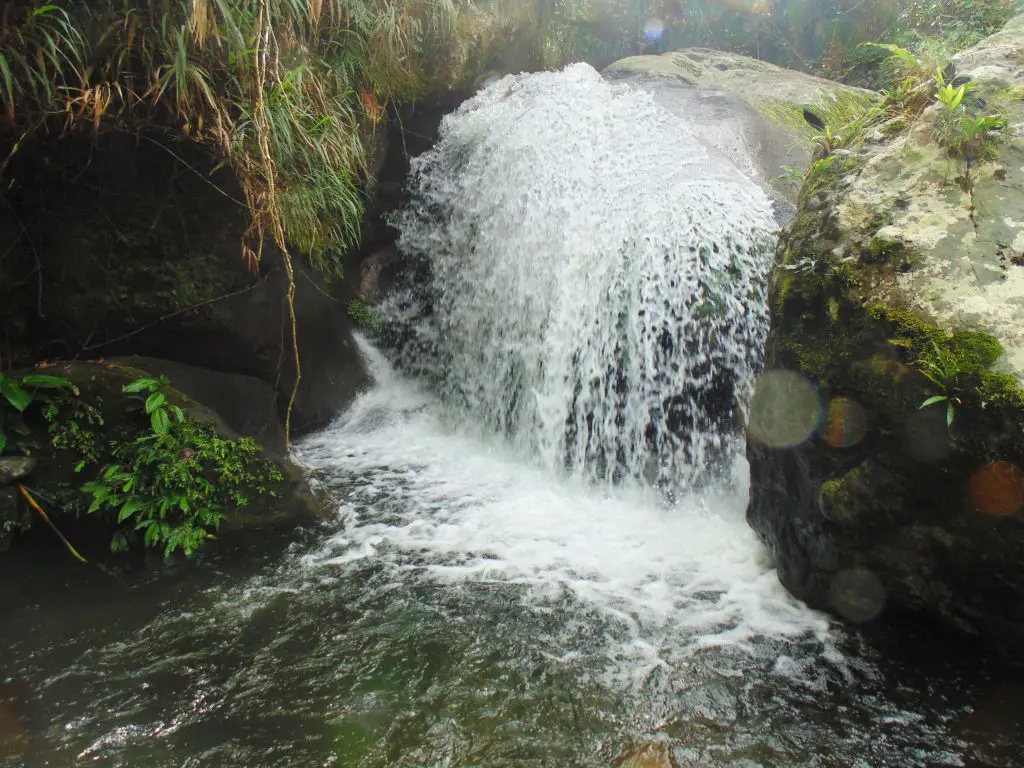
[43,397,105,466]
[933,78,1006,160]
[347,299,378,330]
[82,376,283,557]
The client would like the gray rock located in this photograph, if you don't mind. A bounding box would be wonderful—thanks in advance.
[358,245,401,305]
[109,356,286,456]
[136,262,370,436]
[605,48,875,204]
[0,457,36,485]
[746,16,1024,661]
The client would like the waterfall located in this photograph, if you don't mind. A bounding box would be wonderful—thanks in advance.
[386,63,777,488]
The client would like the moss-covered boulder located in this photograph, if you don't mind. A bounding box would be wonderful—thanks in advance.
[604,48,876,205]
[746,18,1024,659]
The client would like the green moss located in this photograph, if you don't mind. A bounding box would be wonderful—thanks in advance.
[864,235,920,268]
[781,336,834,378]
[880,117,909,137]
[947,329,1003,372]
[828,297,841,323]
[979,371,1024,408]
[820,478,842,497]
[867,303,945,349]
[829,260,860,286]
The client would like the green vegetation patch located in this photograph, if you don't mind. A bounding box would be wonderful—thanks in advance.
[3,365,285,557]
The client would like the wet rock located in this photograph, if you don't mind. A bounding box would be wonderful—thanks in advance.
[747,17,1024,661]
[358,245,401,305]
[0,458,35,485]
[0,487,19,552]
[108,356,285,456]
[605,48,875,205]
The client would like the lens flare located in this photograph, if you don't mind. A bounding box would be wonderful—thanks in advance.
[643,17,665,41]
[829,568,886,623]
[820,397,867,449]
[969,461,1024,517]
[747,370,823,448]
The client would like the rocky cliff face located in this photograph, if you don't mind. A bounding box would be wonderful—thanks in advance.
[746,17,1024,659]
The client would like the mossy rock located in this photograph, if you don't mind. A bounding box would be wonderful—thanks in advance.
[747,17,1024,662]
[605,48,876,205]
[4,360,329,562]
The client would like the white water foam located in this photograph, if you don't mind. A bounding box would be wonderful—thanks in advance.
[298,340,832,682]
[387,63,778,487]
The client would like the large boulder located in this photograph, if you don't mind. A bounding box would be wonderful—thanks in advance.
[605,48,876,207]
[746,18,1024,659]
[132,262,370,435]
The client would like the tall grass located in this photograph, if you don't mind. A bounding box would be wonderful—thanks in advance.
[1,0,467,276]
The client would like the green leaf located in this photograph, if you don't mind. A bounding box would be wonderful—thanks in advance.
[145,392,167,414]
[920,395,947,409]
[0,379,32,412]
[0,430,6,455]
[74,460,86,472]
[151,408,171,437]
[123,377,159,394]
[20,374,73,390]
[947,402,955,427]
[171,406,185,423]
[117,498,143,523]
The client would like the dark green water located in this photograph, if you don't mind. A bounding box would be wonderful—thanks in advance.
[1,372,1022,767]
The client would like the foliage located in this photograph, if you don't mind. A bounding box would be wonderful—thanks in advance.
[0,3,85,118]
[846,39,1008,163]
[932,76,1006,160]
[42,396,105,465]
[0,372,75,455]
[819,0,1016,87]
[918,340,964,426]
[347,298,377,329]
[1,0,465,276]
[82,375,283,557]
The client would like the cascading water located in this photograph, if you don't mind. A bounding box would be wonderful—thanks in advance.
[3,64,1018,768]
[387,64,777,487]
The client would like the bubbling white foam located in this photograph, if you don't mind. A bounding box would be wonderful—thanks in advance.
[298,340,832,677]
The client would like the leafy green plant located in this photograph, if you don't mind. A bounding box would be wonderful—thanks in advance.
[43,397,105,465]
[0,372,75,455]
[932,76,1006,160]
[347,299,377,330]
[82,375,282,557]
[120,375,185,439]
[0,3,86,119]
[918,340,964,427]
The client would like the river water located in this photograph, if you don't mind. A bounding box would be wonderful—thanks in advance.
[2,64,1023,766]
